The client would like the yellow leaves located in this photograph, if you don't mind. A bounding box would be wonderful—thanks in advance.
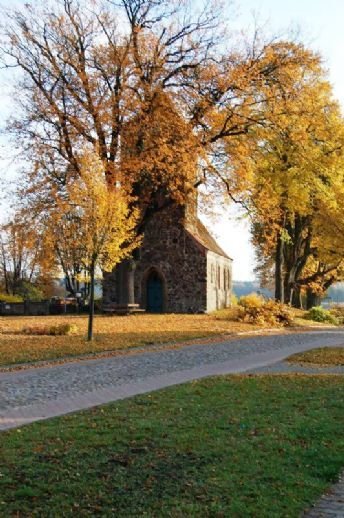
[45,150,141,274]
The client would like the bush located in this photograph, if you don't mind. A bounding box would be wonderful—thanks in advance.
[22,323,79,336]
[307,306,338,325]
[213,294,293,327]
[329,306,344,324]
[238,293,265,309]
[262,300,293,326]
[0,293,23,303]
[238,295,292,327]
[15,281,44,301]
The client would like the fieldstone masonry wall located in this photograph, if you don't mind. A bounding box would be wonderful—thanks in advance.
[103,203,232,313]
[134,206,207,313]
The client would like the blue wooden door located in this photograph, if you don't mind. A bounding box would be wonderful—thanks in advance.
[147,273,163,312]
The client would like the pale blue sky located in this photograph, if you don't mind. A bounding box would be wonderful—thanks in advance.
[0,0,343,280]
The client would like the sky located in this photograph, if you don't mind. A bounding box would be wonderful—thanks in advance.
[0,0,343,280]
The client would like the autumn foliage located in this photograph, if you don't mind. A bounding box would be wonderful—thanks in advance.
[43,151,140,339]
[0,0,343,308]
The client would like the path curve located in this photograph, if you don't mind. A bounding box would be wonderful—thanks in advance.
[1,330,344,431]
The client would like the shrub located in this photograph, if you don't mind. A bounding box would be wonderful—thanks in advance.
[238,293,265,309]
[22,323,79,336]
[307,306,338,325]
[0,293,23,303]
[263,300,293,326]
[213,295,293,327]
[238,295,292,327]
[15,281,44,301]
[329,306,344,324]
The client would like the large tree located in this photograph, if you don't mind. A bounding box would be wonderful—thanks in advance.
[0,218,42,296]
[235,61,344,305]
[1,0,336,306]
[0,1,315,215]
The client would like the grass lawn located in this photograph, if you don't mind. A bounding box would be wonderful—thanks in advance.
[0,313,262,367]
[1,375,343,516]
[288,347,344,367]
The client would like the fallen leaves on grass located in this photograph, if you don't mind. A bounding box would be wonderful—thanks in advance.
[287,347,344,367]
[0,314,260,367]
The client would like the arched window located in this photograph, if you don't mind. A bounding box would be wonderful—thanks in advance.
[217,265,221,288]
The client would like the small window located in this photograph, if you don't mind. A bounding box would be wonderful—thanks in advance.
[224,267,231,290]
[211,264,215,284]
[217,265,221,289]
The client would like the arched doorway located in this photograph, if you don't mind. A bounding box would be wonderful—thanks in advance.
[146,270,164,312]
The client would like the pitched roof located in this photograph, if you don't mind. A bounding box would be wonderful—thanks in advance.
[185,218,232,259]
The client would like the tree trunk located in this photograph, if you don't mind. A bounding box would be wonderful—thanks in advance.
[87,264,95,341]
[306,289,320,310]
[65,273,76,297]
[291,286,302,308]
[275,235,284,302]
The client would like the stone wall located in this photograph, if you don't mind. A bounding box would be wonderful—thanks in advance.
[0,300,50,316]
[103,203,233,313]
[134,205,208,313]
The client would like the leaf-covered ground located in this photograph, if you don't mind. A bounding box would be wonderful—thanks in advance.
[0,313,260,367]
[0,375,343,516]
[288,347,344,366]
[0,311,339,368]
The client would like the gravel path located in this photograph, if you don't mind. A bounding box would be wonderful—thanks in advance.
[0,330,343,411]
[303,471,344,518]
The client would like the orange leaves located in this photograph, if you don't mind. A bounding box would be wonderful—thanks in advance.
[121,89,199,206]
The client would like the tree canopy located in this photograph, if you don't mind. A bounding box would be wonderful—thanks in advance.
[0,0,343,307]
[0,1,319,212]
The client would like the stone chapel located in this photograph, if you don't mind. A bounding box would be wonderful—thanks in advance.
[103,200,233,313]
